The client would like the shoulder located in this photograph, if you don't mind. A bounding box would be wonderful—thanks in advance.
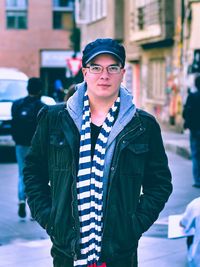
[136,108,157,123]
[135,108,161,134]
[37,102,66,120]
[47,102,66,113]
[13,97,25,105]
[12,98,26,111]
[185,92,200,106]
[188,92,199,100]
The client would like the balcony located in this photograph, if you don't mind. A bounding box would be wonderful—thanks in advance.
[130,0,174,46]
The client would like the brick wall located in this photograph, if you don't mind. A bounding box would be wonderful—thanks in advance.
[0,0,72,76]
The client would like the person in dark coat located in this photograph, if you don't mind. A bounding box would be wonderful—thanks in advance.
[24,38,172,266]
[11,77,45,218]
[183,75,200,188]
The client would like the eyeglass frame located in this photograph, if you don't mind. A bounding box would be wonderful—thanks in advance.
[85,64,124,74]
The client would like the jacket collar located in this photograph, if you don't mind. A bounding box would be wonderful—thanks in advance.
[59,108,80,162]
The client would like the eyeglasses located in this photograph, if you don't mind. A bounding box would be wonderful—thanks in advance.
[85,64,123,74]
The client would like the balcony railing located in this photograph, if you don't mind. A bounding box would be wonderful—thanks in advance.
[130,0,174,44]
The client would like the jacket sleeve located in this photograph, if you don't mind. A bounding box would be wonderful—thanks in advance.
[23,105,51,229]
[135,118,173,235]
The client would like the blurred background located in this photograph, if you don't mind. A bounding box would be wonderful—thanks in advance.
[0,0,200,131]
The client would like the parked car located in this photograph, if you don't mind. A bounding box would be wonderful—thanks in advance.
[0,67,56,146]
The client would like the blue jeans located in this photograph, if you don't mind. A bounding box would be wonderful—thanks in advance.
[190,131,200,186]
[15,145,30,202]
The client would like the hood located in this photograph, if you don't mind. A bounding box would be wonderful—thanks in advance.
[67,82,136,135]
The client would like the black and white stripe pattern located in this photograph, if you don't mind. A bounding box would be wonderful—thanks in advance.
[74,91,120,267]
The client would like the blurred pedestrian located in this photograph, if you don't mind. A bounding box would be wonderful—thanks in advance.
[11,77,46,218]
[180,197,200,267]
[54,79,65,102]
[24,38,172,267]
[183,75,200,188]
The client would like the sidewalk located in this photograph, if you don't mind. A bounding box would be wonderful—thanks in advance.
[162,129,191,160]
[0,236,188,267]
[139,236,187,267]
[0,239,52,267]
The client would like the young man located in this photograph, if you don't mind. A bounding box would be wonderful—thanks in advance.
[11,77,45,218]
[24,38,172,267]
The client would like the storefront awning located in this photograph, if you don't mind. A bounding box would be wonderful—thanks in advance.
[41,50,81,68]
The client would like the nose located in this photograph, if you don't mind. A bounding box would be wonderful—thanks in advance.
[99,68,109,79]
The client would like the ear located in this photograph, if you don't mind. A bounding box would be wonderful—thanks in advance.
[122,68,126,75]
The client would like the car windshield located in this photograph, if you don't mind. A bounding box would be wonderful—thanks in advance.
[0,80,27,101]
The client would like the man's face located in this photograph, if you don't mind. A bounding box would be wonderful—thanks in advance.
[82,54,125,101]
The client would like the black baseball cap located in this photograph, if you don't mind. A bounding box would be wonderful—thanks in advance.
[82,38,126,67]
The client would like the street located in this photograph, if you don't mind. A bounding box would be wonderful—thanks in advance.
[144,150,200,239]
[0,156,48,246]
[0,137,200,266]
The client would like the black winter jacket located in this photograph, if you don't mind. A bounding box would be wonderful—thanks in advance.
[24,104,172,264]
[11,96,45,146]
[183,91,200,131]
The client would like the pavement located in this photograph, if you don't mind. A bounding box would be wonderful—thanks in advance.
[0,128,197,267]
[162,129,191,160]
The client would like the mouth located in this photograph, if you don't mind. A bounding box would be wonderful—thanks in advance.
[98,84,110,87]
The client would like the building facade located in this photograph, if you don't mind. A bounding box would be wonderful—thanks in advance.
[126,0,178,125]
[75,0,124,46]
[76,0,184,128]
[0,0,76,96]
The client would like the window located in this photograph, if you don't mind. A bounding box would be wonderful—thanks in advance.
[75,0,89,23]
[53,0,73,7]
[6,0,28,29]
[91,0,106,21]
[130,0,162,41]
[135,0,161,31]
[75,0,107,24]
[52,0,74,30]
[137,7,145,30]
[147,59,166,101]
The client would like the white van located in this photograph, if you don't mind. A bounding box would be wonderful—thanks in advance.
[0,68,55,146]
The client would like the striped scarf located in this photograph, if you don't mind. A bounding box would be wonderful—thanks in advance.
[74,91,120,267]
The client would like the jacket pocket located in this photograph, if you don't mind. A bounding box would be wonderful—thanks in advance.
[49,132,72,169]
[50,132,68,147]
[127,143,149,154]
[119,143,149,179]
[112,211,139,253]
